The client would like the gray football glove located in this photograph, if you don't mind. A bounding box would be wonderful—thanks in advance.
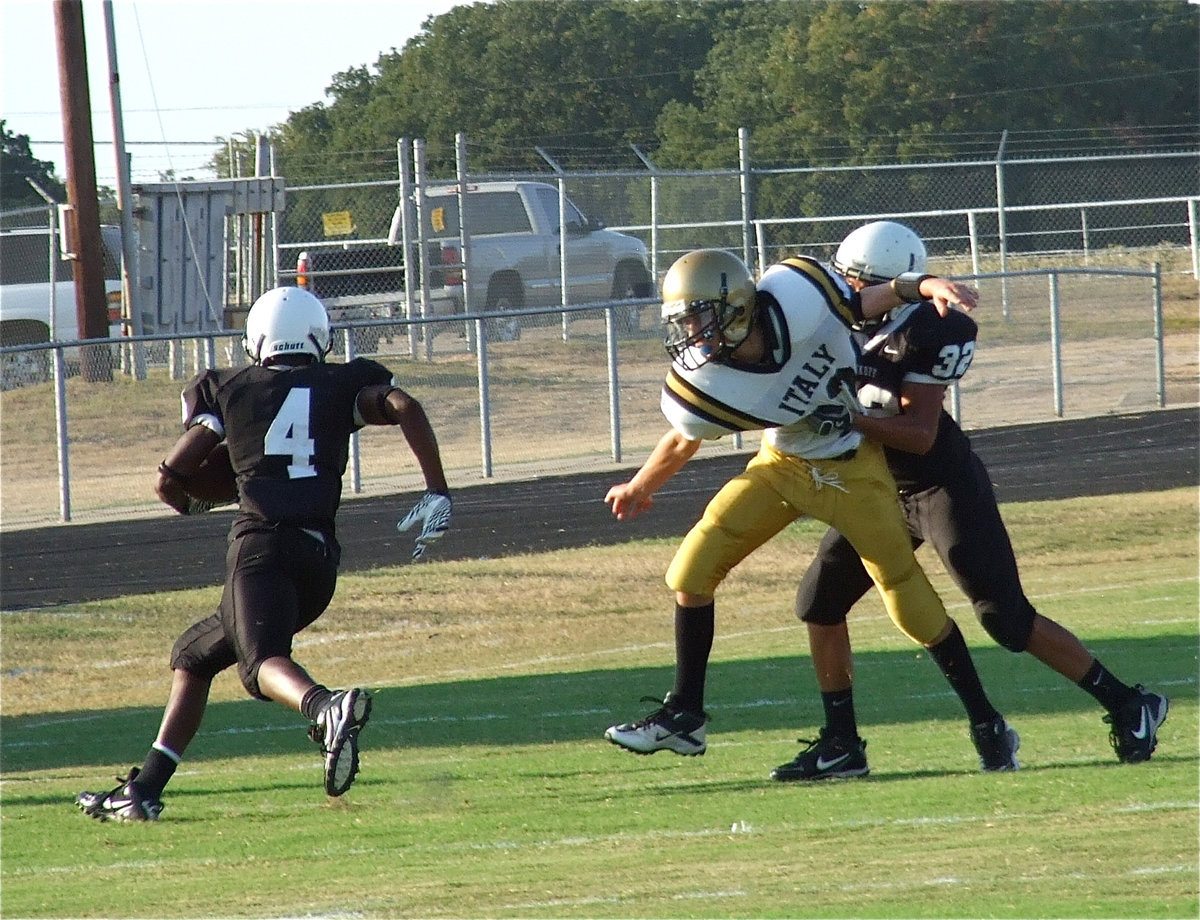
[805,375,862,438]
[804,404,855,438]
[397,491,453,560]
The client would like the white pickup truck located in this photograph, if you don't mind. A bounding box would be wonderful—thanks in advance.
[0,225,124,388]
[297,181,653,343]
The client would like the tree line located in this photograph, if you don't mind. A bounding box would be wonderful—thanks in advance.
[5,2,1195,215]
[238,0,1196,184]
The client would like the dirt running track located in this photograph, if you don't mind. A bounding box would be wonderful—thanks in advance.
[1,408,1196,611]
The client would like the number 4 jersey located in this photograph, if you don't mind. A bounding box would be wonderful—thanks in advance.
[855,302,978,493]
[181,357,394,534]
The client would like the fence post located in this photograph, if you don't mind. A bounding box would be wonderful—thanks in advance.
[1048,271,1063,417]
[458,134,493,478]
[966,210,981,277]
[994,130,1011,321]
[413,139,439,361]
[631,145,660,283]
[606,304,622,463]
[1188,198,1199,282]
[342,327,362,493]
[396,137,420,360]
[738,127,753,269]
[1080,208,1090,266]
[1153,261,1166,408]
[535,146,571,342]
[53,343,71,522]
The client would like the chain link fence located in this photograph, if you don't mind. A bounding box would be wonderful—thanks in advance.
[2,143,1197,528]
[273,145,1198,308]
[2,263,1193,529]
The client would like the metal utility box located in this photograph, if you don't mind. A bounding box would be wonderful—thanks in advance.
[132,177,285,333]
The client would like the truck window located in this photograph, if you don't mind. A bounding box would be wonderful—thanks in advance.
[531,187,587,233]
[424,191,533,237]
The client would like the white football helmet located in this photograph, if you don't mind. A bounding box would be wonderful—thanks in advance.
[661,249,757,370]
[243,287,332,364]
[833,221,928,284]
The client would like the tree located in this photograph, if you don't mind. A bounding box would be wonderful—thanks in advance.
[654,0,1198,169]
[268,0,730,182]
[1,121,66,208]
[202,0,1195,215]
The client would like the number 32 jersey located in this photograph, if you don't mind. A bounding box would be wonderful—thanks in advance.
[855,302,978,492]
[181,357,393,534]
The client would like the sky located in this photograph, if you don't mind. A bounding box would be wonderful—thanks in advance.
[1,0,465,190]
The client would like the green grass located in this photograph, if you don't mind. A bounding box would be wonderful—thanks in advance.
[1,489,1197,918]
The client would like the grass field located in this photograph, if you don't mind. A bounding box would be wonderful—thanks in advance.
[1,488,1197,918]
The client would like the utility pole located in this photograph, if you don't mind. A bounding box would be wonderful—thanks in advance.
[54,0,112,381]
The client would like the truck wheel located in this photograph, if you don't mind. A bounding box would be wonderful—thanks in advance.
[612,263,653,337]
[485,279,523,342]
[1,320,52,390]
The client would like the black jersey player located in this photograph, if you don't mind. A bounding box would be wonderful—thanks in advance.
[76,287,452,821]
[772,222,1167,781]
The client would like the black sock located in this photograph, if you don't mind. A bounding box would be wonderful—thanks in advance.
[137,745,180,800]
[1077,659,1136,713]
[927,621,1000,726]
[300,684,335,721]
[822,687,859,740]
[671,602,714,714]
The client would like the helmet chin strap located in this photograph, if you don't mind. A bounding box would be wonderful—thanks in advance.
[308,332,329,360]
[244,334,265,364]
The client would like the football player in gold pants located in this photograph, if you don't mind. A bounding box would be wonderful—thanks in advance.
[603,248,1020,774]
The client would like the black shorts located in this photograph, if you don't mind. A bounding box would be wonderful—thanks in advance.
[170,523,339,698]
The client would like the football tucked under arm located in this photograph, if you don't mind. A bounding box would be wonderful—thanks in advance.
[185,442,238,505]
[156,439,238,514]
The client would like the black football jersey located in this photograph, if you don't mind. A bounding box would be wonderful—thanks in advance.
[181,357,393,533]
[854,303,977,492]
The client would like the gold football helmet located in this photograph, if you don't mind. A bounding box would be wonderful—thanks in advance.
[660,249,757,369]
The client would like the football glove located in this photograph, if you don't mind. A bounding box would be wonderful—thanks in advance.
[804,403,855,438]
[397,491,453,560]
[805,376,862,438]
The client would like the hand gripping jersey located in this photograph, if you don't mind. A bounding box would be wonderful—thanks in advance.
[855,302,978,491]
[660,258,865,460]
[181,357,394,535]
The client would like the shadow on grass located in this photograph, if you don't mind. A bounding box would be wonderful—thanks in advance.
[3,631,1194,776]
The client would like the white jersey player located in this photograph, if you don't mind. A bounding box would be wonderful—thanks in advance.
[601,248,1017,777]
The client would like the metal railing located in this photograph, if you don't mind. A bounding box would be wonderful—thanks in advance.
[1,266,1183,529]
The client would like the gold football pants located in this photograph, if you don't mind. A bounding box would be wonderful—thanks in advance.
[665,439,948,645]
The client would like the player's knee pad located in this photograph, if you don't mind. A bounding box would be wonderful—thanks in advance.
[977,601,1033,653]
[236,659,271,701]
[796,592,849,626]
[169,618,236,681]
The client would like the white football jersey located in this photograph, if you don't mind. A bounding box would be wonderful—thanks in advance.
[660,258,864,460]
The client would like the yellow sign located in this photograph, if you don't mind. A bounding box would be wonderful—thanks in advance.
[322,211,355,237]
[431,207,446,233]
